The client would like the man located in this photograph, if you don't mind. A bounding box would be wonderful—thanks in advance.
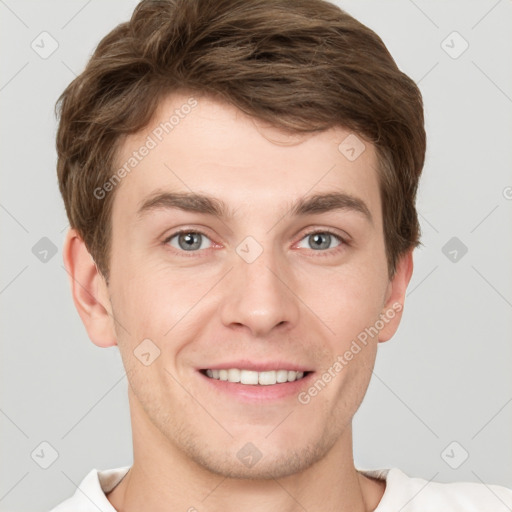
[49,0,512,510]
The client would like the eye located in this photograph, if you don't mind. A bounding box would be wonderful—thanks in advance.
[296,230,345,251]
[165,230,212,252]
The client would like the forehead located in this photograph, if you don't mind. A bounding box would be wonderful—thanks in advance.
[111,92,382,228]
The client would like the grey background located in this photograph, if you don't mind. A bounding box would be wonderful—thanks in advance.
[1,1,511,511]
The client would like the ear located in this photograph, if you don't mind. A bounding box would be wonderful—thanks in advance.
[62,228,117,348]
[378,249,414,343]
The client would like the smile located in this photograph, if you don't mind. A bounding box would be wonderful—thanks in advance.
[201,369,310,385]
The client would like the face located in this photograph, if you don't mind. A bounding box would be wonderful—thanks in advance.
[87,92,409,479]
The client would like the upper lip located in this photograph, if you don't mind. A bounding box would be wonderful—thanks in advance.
[199,360,313,372]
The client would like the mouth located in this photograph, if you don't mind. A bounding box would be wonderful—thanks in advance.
[200,368,312,385]
[196,360,315,402]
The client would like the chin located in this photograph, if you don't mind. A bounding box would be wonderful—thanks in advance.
[182,433,337,480]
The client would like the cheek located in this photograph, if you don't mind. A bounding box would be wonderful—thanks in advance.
[109,256,218,349]
[308,264,387,344]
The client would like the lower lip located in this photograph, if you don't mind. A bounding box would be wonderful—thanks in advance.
[197,371,315,402]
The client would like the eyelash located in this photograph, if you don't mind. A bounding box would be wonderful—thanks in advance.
[301,229,349,257]
[162,228,350,257]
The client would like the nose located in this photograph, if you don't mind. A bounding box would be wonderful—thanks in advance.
[219,243,300,338]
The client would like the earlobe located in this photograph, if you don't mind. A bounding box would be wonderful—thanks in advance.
[378,249,414,343]
[62,228,117,348]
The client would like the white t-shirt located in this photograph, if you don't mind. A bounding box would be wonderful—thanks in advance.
[48,465,512,512]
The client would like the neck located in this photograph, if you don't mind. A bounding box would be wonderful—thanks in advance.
[107,389,385,512]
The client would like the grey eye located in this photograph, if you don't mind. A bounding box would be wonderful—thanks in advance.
[310,233,330,250]
[297,232,342,251]
[167,232,212,251]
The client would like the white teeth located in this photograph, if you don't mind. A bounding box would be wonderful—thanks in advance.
[258,371,276,385]
[240,370,259,385]
[276,370,289,383]
[204,368,308,385]
[227,368,241,382]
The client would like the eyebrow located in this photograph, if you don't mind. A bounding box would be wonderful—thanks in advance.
[137,190,373,224]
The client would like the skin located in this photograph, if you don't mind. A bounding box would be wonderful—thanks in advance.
[64,92,413,512]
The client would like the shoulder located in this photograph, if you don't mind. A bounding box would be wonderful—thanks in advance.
[358,467,512,512]
[47,466,131,512]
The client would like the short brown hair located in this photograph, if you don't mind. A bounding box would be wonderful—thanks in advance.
[56,0,425,282]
